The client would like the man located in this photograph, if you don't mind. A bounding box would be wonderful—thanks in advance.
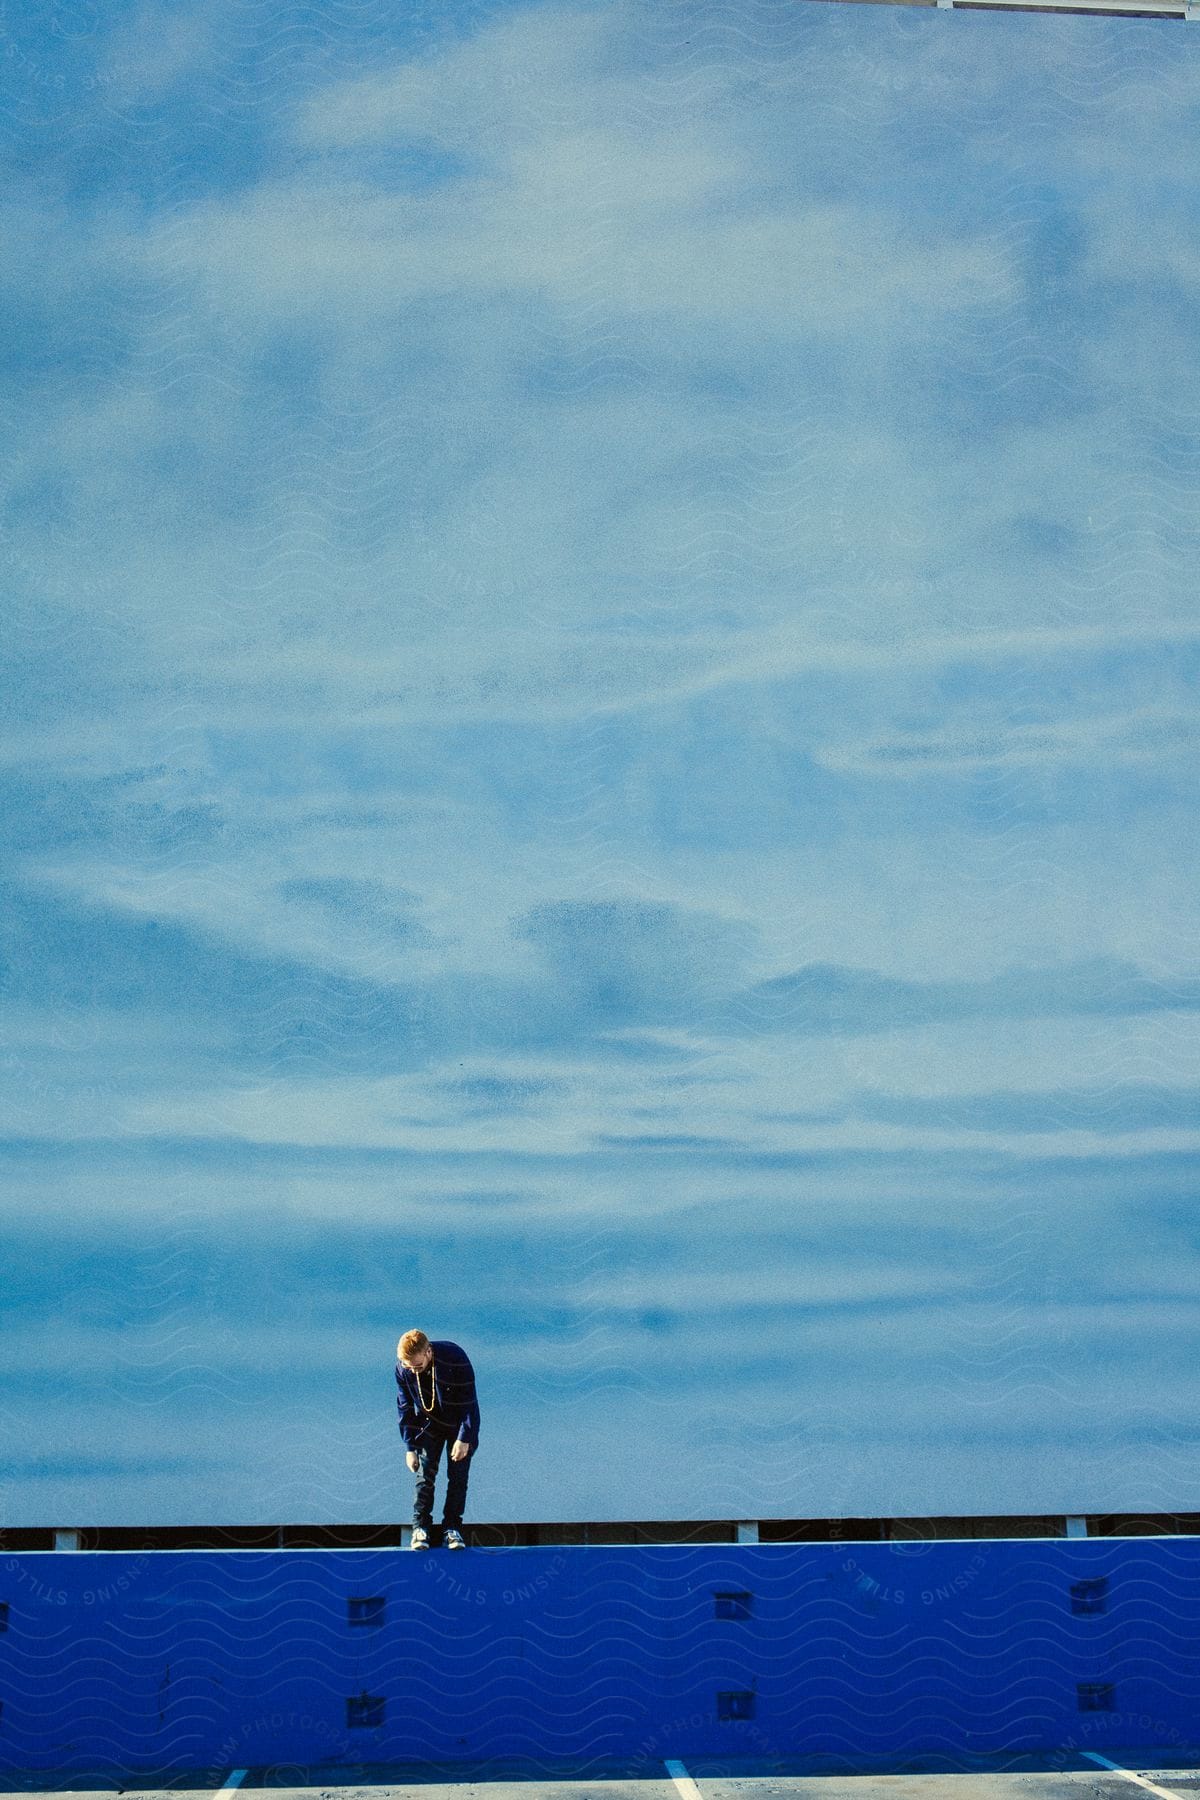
[395,1329,480,1550]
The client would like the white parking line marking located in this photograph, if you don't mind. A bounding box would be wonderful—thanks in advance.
[664,1758,705,1800]
[219,1773,248,1791]
[1083,1753,1191,1800]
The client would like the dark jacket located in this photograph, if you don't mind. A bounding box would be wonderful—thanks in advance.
[395,1340,480,1450]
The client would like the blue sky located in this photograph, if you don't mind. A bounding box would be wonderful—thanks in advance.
[2,0,1199,1527]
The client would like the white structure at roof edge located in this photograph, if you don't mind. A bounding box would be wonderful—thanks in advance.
[838,0,1192,17]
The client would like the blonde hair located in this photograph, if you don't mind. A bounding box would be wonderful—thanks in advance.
[398,1329,429,1361]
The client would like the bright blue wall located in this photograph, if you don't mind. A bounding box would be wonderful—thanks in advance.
[2,1540,1198,1778]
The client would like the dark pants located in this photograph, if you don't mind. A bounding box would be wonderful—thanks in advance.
[412,1426,473,1531]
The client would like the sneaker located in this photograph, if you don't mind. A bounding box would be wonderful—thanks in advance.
[410,1526,430,1551]
[444,1528,466,1550]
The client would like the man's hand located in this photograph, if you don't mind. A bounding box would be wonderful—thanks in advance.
[406,1450,420,1473]
[450,1439,470,1462]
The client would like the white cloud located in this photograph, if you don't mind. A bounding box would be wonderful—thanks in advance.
[98,0,226,104]
[146,159,1015,337]
[819,702,1200,776]
[296,4,618,152]
[134,2,1021,347]
[104,1001,1200,1159]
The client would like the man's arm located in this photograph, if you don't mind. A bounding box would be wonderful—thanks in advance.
[443,1344,480,1447]
[395,1365,421,1449]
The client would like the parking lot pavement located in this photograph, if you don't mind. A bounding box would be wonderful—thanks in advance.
[6,1750,1200,1800]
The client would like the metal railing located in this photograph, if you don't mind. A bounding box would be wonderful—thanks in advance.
[812,0,1196,19]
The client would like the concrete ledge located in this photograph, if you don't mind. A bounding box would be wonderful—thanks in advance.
[6,1513,1200,1551]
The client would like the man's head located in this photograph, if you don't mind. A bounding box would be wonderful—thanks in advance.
[398,1329,433,1373]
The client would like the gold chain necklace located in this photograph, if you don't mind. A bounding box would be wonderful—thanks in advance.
[417,1357,436,1412]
